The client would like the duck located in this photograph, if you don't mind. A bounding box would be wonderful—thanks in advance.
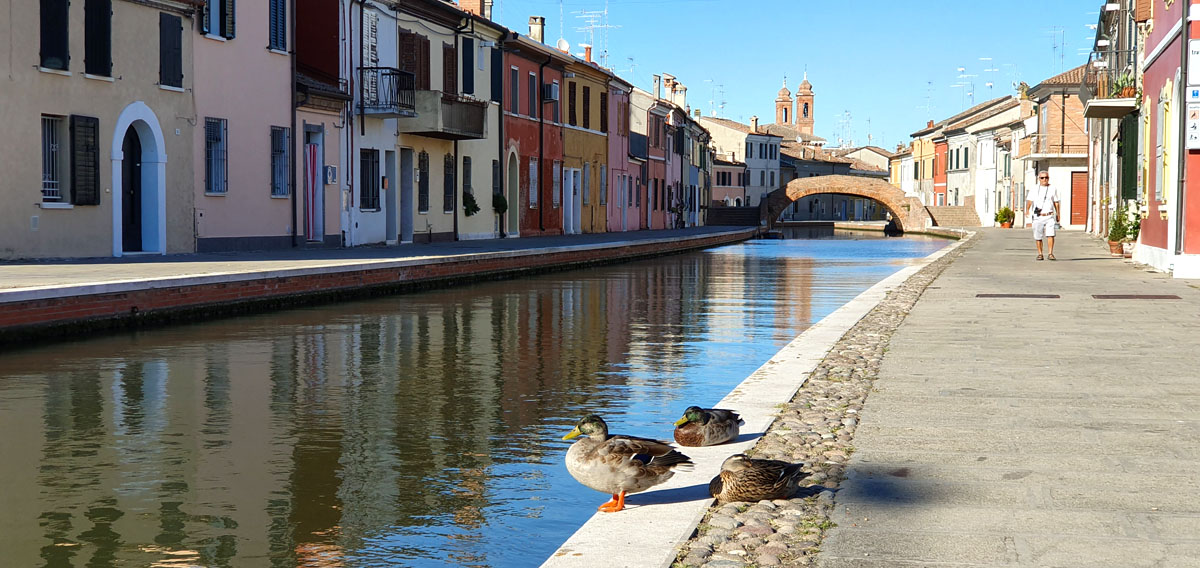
[562,415,693,512]
[672,406,744,447]
[708,453,807,504]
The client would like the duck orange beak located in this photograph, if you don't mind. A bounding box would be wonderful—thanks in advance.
[673,417,689,426]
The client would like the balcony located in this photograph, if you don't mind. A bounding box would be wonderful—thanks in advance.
[1080,53,1138,119]
[396,91,487,140]
[358,67,416,118]
[1022,134,1089,159]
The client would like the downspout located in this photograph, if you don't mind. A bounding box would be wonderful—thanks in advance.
[289,0,298,246]
[539,55,550,232]
[358,0,364,137]
[451,18,472,242]
[497,36,507,237]
[1177,13,1189,254]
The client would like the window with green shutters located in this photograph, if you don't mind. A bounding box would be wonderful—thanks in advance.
[159,13,183,88]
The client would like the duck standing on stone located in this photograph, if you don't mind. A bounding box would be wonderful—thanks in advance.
[672,406,743,447]
[562,415,693,512]
[708,453,807,504]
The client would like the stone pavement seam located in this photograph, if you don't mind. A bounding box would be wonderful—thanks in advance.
[673,233,979,567]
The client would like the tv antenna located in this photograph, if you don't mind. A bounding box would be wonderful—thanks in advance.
[574,3,620,67]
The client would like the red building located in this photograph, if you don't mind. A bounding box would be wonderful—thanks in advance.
[504,21,570,237]
[933,137,948,206]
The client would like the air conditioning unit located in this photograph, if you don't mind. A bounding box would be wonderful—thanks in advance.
[542,83,560,102]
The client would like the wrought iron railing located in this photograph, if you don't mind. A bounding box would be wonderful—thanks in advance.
[358,67,416,116]
[1027,133,1088,156]
[1080,50,1137,103]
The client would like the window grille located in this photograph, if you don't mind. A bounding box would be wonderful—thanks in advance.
[552,160,561,207]
[582,163,590,205]
[205,118,228,194]
[41,116,63,202]
[463,156,472,195]
[443,153,455,213]
[529,157,538,208]
[418,151,430,212]
[271,126,290,197]
[599,165,607,205]
[360,149,380,210]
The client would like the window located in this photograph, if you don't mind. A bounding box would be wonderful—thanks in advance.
[770,171,775,187]
[583,86,591,130]
[204,118,228,194]
[41,116,65,201]
[582,163,590,205]
[492,159,501,195]
[463,156,472,195]
[963,147,969,167]
[443,153,455,213]
[652,179,658,210]
[568,82,577,126]
[552,80,560,122]
[268,0,286,50]
[746,141,752,159]
[599,165,607,205]
[529,157,538,208]
[552,160,561,207]
[460,38,474,95]
[360,149,380,210]
[270,126,290,197]
[803,102,809,118]
[399,29,432,90]
[159,13,183,88]
[628,176,633,207]
[69,115,101,205]
[759,171,765,186]
[442,43,457,94]
[600,92,608,133]
[40,0,69,70]
[510,68,519,114]
[85,0,112,76]
[418,151,430,212]
[201,0,236,39]
[528,72,537,117]
[490,49,503,103]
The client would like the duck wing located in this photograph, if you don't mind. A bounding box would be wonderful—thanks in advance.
[603,435,693,471]
[706,408,745,426]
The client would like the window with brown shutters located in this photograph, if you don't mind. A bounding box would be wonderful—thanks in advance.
[70,115,101,205]
[84,0,112,77]
[159,13,183,88]
[443,43,457,95]
[600,92,608,134]
[443,153,455,213]
[568,82,577,126]
[582,86,591,130]
[418,151,430,212]
[399,29,430,90]
[40,0,69,70]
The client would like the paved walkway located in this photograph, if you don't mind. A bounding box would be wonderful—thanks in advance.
[0,227,745,291]
[818,228,1200,567]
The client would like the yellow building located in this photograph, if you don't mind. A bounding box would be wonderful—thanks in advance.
[561,55,611,234]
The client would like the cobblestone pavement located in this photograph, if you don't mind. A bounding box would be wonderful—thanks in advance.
[673,233,977,568]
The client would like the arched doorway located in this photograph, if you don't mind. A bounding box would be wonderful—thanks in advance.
[121,128,143,251]
[111,102,167,256]
[507,152,519,237]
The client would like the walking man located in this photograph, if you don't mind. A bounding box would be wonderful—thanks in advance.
[1025,170,1060,260]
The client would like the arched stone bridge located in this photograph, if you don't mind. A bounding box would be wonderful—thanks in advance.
[764,175,931,233]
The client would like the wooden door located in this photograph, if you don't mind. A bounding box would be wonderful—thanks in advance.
[1070,171,1087,226]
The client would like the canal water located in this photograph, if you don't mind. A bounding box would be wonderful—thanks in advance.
[0,230,946,568]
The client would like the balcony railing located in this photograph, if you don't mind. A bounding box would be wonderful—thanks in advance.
[1081,51,1139,119]
[358,67,416,118]
[1024,134,1088,157]
[397,90,487,140]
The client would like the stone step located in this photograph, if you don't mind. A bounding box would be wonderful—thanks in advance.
[925,206,981,227]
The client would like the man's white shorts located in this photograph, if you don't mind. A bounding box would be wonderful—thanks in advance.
[1032,215,1057,240]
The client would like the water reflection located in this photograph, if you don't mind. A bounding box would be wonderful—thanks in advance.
[0,233,945,567]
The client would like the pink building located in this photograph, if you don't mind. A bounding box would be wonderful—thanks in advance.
[606,77,636,231]
[191,1,296,251]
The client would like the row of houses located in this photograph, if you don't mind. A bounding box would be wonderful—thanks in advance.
[4,0,722,260]
[887,0,1200,278]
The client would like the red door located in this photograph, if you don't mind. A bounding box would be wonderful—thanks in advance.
[1071,171,1087,226]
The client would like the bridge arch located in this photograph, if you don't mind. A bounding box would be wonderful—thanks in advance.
[764,174,930,233]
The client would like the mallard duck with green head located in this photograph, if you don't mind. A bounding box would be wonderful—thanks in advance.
[708,453,807,504]
[562,415,693,512]
[672,406,743,447]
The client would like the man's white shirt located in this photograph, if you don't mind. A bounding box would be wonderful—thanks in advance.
[1029,184,1059,216]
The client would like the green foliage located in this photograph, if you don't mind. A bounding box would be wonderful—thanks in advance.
[463,192,481,217]
[1108,203,1141,242]
[492,193,508,215]
[994,206,1015,224]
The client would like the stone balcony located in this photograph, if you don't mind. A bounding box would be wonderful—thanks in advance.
[397,91,488,140]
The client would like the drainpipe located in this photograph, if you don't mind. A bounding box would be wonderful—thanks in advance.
[358,0,364,137]
[451,18,472,242]
[290,0,298,246]
[1177,14,1189,255]
[538,54,550,232]
[497,36,507,237]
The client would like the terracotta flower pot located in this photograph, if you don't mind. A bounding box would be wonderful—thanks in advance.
[1107,240,1123,256]
[1000,221,1013,228]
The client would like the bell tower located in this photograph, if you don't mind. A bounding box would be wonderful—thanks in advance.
[775,78,793,125]
[795,73,814,135]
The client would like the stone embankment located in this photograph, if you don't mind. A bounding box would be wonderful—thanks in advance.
[674,233,977,568]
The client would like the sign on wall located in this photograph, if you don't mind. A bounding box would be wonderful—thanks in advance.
[1187,104,1200,150]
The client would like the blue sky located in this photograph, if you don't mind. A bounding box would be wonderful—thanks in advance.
[488,0,1100,150]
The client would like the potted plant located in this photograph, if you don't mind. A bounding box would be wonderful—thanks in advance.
[995,206,1015,228]
[1111,73,1136,98]
[463,192,481,217]
[1107,204,1129,255]
[492,193,508,238]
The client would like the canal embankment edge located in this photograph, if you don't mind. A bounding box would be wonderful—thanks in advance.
[541,231,977,568]
[0,228,756,346]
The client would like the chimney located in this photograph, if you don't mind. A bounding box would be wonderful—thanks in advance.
[750,116,758,133]
[583,44,592,63]
[529,16,545,43]
[694,108,701,118]
[926,119,934,128]
[483,0,492,19]
[459,0,482,16]
[653,74,661,99]
[676,85,687,108]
